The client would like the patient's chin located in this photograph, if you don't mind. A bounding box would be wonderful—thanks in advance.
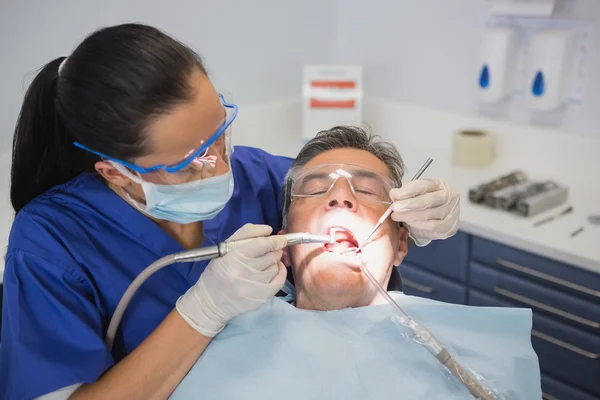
[305,262,366,295]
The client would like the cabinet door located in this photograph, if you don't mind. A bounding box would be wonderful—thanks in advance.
[471,236,600,303]
[469,262,600,335]
[398,263,467,304]
[403,231,469,282]
[469,289,600,397]
[541,374,599,400]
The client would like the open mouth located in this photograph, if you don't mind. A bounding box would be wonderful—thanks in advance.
[325,227,359,253]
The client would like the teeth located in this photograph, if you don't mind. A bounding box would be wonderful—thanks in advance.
[329,228,357,244]
[325,227,361,254]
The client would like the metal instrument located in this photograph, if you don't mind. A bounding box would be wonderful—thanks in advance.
[351,158,433,254]
[570,227,584,238]
[469,170,528,204]
[516,182,569,217]
[484,181,530,210]
[533,206,573,227]
[174,232,335,263]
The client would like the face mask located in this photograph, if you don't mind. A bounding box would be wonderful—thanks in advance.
[111,163,235,224]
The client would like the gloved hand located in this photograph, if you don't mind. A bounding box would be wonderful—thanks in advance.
[389,178,460,247]
[176,223,288,337]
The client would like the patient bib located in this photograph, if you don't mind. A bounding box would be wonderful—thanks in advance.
[171,292,541,399]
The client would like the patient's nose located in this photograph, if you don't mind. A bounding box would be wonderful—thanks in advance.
[325,179,358,212]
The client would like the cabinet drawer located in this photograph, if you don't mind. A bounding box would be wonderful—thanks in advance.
[542,374,599,400]
[471,236,600,302]
[398,263,467,304]
[470,262,600,334]
[403,231,469,282]
[469,289,600,397]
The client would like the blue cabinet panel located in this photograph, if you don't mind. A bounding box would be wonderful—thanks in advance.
[471,236,600,302]
[541,374,599,400]
[469,289,600,397]
[403,231,469,282]
[398,263,467,304]
[469,262,600,334]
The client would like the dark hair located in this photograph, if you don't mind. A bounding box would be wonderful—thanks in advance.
[281,125,405,229]
[10,23,206,213]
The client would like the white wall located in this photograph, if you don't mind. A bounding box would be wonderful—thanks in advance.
[335,0,600,138]
[0,0,337,253]
[0,0,337,147]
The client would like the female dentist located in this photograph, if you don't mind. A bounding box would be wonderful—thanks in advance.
[0,23,460,400]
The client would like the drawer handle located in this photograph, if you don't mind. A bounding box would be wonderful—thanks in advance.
[496,258,600,298]
[494,287,600,329]
[542,392,559,400]
[403,279,436,293]
[532,329,600,360]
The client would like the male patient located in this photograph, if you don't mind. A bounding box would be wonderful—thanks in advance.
[172,126,541,399]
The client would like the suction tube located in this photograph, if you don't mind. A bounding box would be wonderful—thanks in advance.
[357,256,498,400]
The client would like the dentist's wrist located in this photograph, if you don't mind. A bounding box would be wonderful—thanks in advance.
[176,283,227,338]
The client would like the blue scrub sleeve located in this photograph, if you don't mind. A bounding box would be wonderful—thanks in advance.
[261,151,293,217]
[0,250,114,400]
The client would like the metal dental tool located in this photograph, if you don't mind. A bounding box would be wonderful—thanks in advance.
[348,158,433,254]
[533,206,573,227]
[468,170,528,204]
[105,232,335,350]
[173,232,335,263]
[570,227,584,238]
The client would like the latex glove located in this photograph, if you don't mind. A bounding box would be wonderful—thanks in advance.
[176,223,288,337]
[389,178,460,247]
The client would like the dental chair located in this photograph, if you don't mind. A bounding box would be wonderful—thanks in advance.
[387,266,403,291]
[278,266,403,300]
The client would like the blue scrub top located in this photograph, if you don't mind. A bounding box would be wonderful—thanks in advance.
[0,146,293,400]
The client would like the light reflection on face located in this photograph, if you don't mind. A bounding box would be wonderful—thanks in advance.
[284,148,409,308]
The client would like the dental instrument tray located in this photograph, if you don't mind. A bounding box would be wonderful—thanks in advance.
[468,171,569,218]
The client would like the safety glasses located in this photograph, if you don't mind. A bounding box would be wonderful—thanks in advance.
[289,163,395,205]
[73,93,238,175]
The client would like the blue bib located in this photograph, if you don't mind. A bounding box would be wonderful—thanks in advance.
[172,292,541,399]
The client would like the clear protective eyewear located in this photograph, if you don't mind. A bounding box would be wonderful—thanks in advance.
[289,163,395,205]
[74,93,238,184]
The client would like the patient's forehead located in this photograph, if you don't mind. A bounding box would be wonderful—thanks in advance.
[303,148,391,178]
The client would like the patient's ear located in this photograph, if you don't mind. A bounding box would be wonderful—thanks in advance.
[393,227,409,266]
[278,230,292,266]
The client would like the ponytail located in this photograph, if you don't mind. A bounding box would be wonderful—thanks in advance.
[10,58,96,213]
[11,24,208,213]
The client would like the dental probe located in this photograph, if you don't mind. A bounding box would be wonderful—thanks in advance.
[351,158,433,253]
[105,232,335,350]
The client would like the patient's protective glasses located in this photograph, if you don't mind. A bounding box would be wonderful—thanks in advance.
[290,163,394,205]
[73,93,238,184]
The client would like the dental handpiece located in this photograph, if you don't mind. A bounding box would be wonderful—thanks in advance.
[105,231,334,349]
[353,157,434,253]
[173,232,335,263]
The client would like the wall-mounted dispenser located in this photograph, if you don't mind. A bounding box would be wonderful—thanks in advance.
[477,26,519,104]
[525,28,577,112]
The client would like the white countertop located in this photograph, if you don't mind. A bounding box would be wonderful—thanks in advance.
[398,145,600,275]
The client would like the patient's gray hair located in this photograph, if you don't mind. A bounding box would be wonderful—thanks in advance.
[282,125,405,229]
